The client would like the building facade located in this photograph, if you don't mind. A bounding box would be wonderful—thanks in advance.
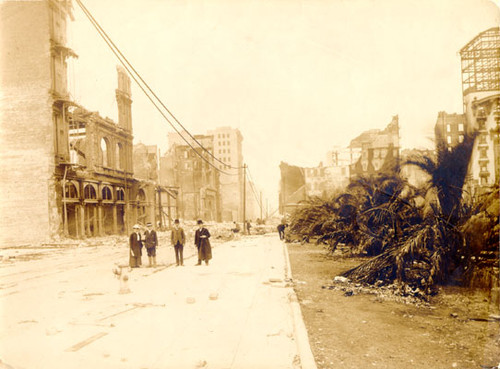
[1,0,77,245]
[460,27,500,191]
[161,135,221,222]
[434,112,467,151]
[349,115,400,179]
[168,127,244,222]
[0,1,154,245]
[206,127,244,221]
[279,162,306,215]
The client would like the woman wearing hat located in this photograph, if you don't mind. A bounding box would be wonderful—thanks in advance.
[194,219,212,266]
[129,224,143,268]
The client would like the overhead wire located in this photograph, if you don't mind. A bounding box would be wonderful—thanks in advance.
[75,0,241,174]
[245,166,263,213]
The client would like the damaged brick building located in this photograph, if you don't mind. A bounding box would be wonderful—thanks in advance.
[0,0,155,245]
[349,115,400,178]
[161,134,221,222]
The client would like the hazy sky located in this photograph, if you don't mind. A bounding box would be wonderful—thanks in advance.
[69,0,499,210]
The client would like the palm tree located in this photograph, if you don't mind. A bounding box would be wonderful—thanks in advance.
[343,133,477,293]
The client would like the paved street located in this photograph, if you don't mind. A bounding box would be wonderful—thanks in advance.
[0,234,303,369]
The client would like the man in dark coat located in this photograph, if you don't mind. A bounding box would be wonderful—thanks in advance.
[194,219,212,265]
[144,222,158,267]
[129,224,143,268]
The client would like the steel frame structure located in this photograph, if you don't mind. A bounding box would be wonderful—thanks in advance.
[460,27,500,95]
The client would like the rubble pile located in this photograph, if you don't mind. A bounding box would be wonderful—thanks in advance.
[319,275,433,306]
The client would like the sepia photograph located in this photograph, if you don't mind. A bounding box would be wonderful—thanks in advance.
[0,0,499,368]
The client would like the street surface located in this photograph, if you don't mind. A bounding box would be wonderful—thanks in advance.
[0,234,301,369]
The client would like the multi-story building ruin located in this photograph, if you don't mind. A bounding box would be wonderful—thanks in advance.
[0,1,155,245]
[166,127,247,222]
[349,115,400,179]
[161,135,221,221]
[460,27,500,190]
[279,162,306,215]
[434,112,467,151]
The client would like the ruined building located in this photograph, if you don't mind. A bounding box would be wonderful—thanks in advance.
[349,115,400,178]
[278,117,400,212]
[168,127,246,222]
[161,134,221,222]
[460,27,500,191]
[0,1,155,245]
[64,73,156,238]
[434,112,467,151]
[279,162,306,215]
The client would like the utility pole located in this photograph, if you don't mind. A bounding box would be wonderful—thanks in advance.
[157,187,162,229]
[260,190,263,221]
[243,163,247,234]
[157,148,162,229]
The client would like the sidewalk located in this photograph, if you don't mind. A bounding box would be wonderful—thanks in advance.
[0,234,312,369]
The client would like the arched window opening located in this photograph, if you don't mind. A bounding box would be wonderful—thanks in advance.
[136,189,146,202]
[84,184,97,199]
[64,182,78,199]
[102,186,112,200]
[116,142,124,170]
[101,137,110,167]
[117,188,125,201]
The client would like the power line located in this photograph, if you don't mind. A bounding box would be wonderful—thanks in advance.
[245,167,263,213]
[75,0,241,174]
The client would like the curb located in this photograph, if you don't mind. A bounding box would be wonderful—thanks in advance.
[283,242,318,369]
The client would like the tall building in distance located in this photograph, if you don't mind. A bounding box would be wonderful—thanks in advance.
[206,127,244,221]
[460,27,500,190]
[434,112,467,151]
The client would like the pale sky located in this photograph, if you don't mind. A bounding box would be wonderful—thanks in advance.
[68,0,500,210]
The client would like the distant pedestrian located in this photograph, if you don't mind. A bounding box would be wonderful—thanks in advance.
[246,220,252,234]
[171,219,186,266]
[194,219,212,266]
[277,223,285,240]
[231,221,240,234]
[129,224,143,268]
[144,222,158,267]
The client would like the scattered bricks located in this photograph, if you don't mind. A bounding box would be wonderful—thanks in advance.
[269,278,283,283]
[209,293,218,301]
[186,297,196,304]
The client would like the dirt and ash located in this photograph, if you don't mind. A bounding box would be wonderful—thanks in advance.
[287,242,500,369]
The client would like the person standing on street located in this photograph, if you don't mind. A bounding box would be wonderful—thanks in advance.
[246,220,252,235]
[171,219,186,266]
[194,219,212,266]
[144,222,158,267]
[129,224,143,268]
[277,223,285,240]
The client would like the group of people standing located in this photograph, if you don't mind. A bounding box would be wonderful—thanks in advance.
[129,219,212,268]
[129,222,158,268]
[230,220,252,235]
